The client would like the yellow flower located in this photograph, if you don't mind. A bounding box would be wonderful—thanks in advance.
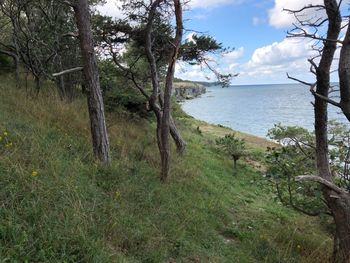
[114,191,121,199]
[31,170,39,177]
[297,245,301,249]
[5,142,12,148]
[3,131,8,136]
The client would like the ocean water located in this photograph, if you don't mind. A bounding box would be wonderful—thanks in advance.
[181,83,348,138]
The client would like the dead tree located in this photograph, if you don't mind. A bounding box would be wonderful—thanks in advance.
[73,0,111,164]
[286,1,350,262]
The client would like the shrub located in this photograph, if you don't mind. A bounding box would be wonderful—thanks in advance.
[216,133,246,170]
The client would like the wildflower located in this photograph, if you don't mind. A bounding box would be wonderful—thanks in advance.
[31,170,39,177]
[5,142,12,148]
[297,245,301,249]
[114,191,121,200]
[3,131,8,136]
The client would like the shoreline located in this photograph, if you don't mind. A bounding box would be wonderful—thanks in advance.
[183,116,278,150]
[178,88,277,150]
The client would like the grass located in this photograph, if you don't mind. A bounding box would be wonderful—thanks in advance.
[0,75,332,262]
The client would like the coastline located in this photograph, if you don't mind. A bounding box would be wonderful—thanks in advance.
[177,85,277,149]
[184,116,278,150]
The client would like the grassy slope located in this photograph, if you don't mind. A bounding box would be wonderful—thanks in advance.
[0,76,332,262]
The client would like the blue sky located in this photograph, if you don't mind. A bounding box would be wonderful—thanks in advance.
[98,0,327,85]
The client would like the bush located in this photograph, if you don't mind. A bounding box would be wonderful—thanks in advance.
[99,60,150,118]
[216,133,246,170]
[266,122,350,216]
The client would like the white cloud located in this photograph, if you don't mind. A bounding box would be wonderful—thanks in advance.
[97,0,239,17]
[248,38,314,66]
[175,62,215,81]
[95,1,124,18]
[188,0,239,9]
[222,47,245,62]
[237,38,318,84]
[268,0,324,28]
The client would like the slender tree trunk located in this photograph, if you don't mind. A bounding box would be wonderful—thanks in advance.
[150,101,186,154]
[169,115,186,154]
[160,0,183,182]
[314,1,350,262]
[34,75,41,95]
[14,55,20,87]
[73,0,110,164]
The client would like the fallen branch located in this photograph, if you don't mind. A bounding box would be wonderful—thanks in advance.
[52,67,83,77]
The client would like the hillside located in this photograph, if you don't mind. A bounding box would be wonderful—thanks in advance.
[0,75,332,262]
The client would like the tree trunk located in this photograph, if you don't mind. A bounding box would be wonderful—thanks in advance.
[314,1,350,262]
[73,0,110,164]
[325,193,350,262]
[34,75,41,95]
[169,115,186,154]
[159,0,183,182]
[13,55,20,88]
[339,17,350,121]
[150,101,186,154]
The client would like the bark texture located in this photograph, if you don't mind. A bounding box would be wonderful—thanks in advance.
[339,19,350,121]
[73,0,110,164]
[314,1,350,262]
[159,0,183,182]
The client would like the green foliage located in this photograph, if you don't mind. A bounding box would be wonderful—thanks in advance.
[216,133,246,168]
[98,60,149,117]
[0,54,12,73]
[266,122,350,216]
[180,34,234,87]
[180,35,223,62]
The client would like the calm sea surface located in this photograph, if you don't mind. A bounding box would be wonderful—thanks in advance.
[181,83,348,138]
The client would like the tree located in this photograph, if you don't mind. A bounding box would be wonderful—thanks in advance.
[94,0,233,181]
[95,0,184,181]
[286,1,350,261]
[216,133,246,170]
[93,11,187,157]
[0,0,82,97]
[73,0,110,164]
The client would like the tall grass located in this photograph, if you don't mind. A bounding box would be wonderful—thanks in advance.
[0,75,332,262]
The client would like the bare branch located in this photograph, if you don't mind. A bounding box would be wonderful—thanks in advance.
[286,73,314,86]
[296,175,346,194]
[310,85,341,108]
[61,32,79,38]
[283,5,325,14]
[52,67,83,77]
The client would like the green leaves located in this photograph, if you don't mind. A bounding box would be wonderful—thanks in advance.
[216,133,246,163]
[266,121,350,216]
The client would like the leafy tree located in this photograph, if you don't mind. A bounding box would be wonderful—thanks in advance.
[0,0,82,97]
[216,133,246,170]
[266,125,326,216]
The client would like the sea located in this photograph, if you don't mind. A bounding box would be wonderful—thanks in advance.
[181,83,349,138]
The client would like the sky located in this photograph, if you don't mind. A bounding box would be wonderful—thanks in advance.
[97,0,333,85]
